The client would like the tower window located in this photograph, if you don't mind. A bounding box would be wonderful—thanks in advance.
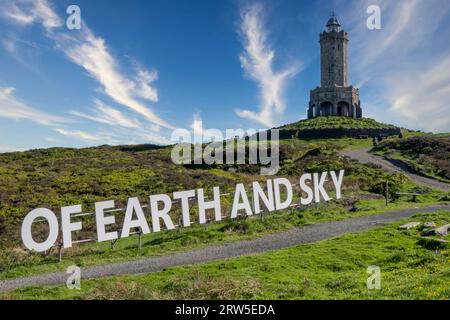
[338,45,340,51]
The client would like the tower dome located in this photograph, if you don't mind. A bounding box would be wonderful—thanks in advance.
[326,12,341,32]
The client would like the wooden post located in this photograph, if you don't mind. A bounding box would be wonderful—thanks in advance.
[385,180,389,206]
[58,239,63,263]
[138,232,142,250]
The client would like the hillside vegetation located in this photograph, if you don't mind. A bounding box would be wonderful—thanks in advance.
[4,211,449,300]
[279,117,398,130]
[2,135,446,278]
[373,136,450,183]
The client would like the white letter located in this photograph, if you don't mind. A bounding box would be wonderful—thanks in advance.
[197,187,222,223]
[21,208,59,252]
[313,172,331,203]
[252,180,275,214]
[61,205,82,248]
[173,190,195,227]
[150,194,175,232]
[121,197,150,238]
[273,178,293,210]
[66,5,81,30]
[231,183,253,218]
[299,174,314,205]
[330,170,345,199]
[95,200,118,242]
[366,5,381,30]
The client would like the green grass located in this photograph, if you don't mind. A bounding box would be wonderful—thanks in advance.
[1,135,448,281]
[1,194,447,281]
[373,135,450,183]
[4,211,449,300]
[279,117,397,130]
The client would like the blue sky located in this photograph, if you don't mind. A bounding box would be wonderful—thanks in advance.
[1,0,450,152]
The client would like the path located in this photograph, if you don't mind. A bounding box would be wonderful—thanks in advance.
[341,148,450,191]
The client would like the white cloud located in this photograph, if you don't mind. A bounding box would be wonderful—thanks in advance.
[135,69,159,102]
[387,55,450,132]
[1,0,62,30]
[190,113,203,135]
[137,131,173,145]
[235,3,300,127]
[0,87,69,126]
[71,99,141,129]
[56,27,174,130]
[55,128,100,142]
[337,0,450,132]
[0,144,23,153]
[0,0,174,134]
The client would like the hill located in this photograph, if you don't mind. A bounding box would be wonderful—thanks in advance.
[2,136,443,278]
[279,117,397,130]
[274,117,401,139]
[373,136,450,183]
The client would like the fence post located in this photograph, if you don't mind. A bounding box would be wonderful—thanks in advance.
[138,232,142,250]
[385,179,389,206]
[57,238,63,263]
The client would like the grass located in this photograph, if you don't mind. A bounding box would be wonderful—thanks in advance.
[1,194,447,281]
[3,211,449,300]
[1,133,448,289]
[1,135,448,281]
[279,117,397,130]
[373,135,450,183]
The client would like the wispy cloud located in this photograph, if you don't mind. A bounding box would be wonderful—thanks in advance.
[0,87,69,126]
[339,0,450,132]
[0,144,23,153]
[55,128,101,142]
[0,0,62,30]
[235,3,300,128]
[1,0,175,138]
[387,55,450,132]
[70,99,141,129]
[57,27,174,129]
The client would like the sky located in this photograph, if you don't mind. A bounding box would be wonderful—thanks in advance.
[0,0,450,152]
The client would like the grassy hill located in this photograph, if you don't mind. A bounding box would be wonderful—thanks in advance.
[3,211,449,300]
[373,136,450,183]
[0,128,449,299]
[278,117,398,130]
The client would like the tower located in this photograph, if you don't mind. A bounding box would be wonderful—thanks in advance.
[307,13,362,119]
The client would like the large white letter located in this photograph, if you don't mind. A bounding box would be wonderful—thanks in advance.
[150,194,175,232]
[299,174,314,205]
[121,197,150,238]
[197,187,222,223]
[252,180,275,214]
[231,183,253,218]
[313,172,331,203]
[330,170,345,199]
[95,200,118,242]
[21,208,59,252]
[61,205,82,248]
[173,190,195,227]
[273,178,293,210]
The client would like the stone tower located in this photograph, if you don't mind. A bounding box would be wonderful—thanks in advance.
[307,13,362,119]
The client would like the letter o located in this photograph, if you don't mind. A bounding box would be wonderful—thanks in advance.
[21,208,59,252]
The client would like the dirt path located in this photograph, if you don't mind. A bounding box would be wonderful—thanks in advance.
[341,148,450,191]
[1,204,449,293]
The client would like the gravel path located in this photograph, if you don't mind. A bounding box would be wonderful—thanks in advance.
[1,204,449,293]
[341,148,450,191]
